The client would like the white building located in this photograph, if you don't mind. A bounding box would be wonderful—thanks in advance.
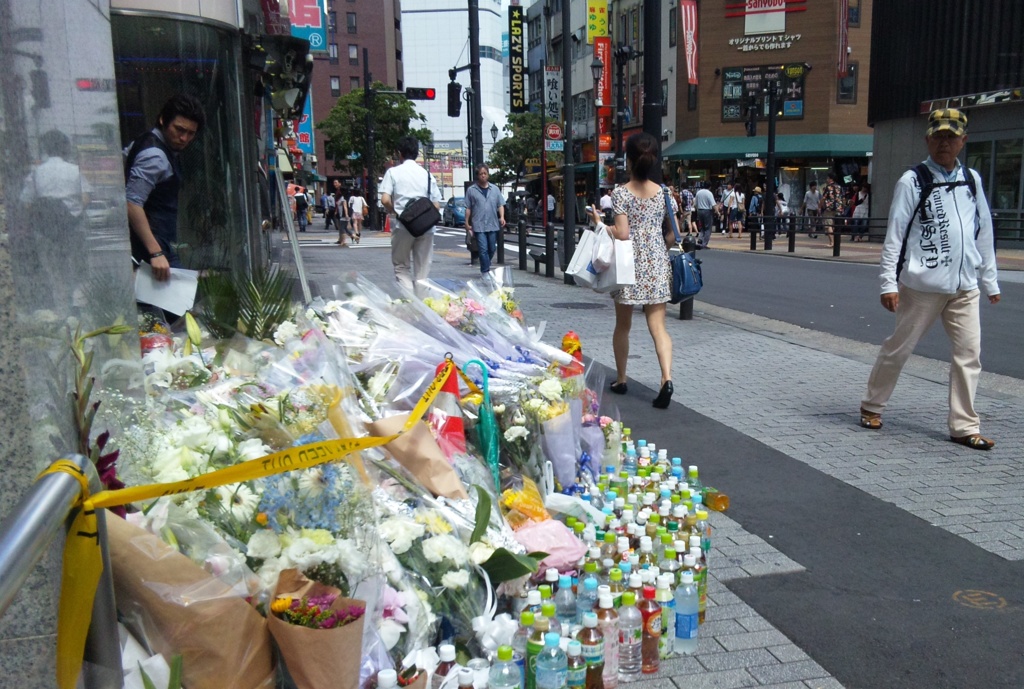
[402,0,511,194]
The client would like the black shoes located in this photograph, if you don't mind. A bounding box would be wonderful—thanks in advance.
[610,381,628,395]
[652,381,674,409]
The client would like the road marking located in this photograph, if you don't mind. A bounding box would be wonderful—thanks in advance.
[952,589,1007,610]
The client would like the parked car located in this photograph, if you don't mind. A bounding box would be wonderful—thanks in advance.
[85,200,113,228]
[442,197,466,227]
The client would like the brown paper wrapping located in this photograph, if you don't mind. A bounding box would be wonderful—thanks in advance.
[107,516,275,689]
[366,413,469,499]
[267,569,366,689]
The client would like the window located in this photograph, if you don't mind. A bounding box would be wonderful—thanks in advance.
[328,11,337,32]
[346,12,357,34]
[669,7,677,47]
[992,138,1023,210]
[348,44,359,65]
[329,43,338,64]
[330,76,340,97]
[350,76,360,90]
[661,79,668,117]
[836,61,858,104]
[688,84,697,111]
[848,0,861,28]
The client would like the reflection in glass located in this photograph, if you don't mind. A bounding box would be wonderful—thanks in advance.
[992,138,1022,211]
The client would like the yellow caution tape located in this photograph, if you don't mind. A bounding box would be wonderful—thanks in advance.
[41,359,456,689]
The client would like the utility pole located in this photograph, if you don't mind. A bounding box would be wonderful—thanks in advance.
[641,0,662,183]
[468,0,484,173]
[560,0,575,284]
[613,44,632,184]
[363,48,378,231]
[764,79,778,250]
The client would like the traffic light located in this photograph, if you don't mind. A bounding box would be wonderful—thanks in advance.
[447,82,463,117]
[405,87,436,100]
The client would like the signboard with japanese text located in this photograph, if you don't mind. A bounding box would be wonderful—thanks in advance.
[288,0,327,52]
[545,66,562,121]
[294,91,315,154]
[545,140,564,151]
[594,37,612,105]
[587,0,608,43]
[720,63,805,122]
[508,7,527,112]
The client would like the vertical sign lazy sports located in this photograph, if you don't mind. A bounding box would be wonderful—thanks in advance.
[508,6,527,113]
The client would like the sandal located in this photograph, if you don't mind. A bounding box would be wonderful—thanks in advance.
[950,434,995,450]
[859,408,882,430]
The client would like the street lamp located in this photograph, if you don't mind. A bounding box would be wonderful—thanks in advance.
[490,123,499,143]
[591,56,604,207]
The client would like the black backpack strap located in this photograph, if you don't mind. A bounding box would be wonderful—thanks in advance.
[896,164,932,281]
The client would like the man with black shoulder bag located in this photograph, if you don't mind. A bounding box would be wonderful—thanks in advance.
[380,136,442,296]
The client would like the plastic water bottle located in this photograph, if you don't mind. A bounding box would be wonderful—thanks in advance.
[432,644,457,689]
[378,670,398,689]
[525,614,550,689]
[513,611,532,684]
[695,509,711,556]
[566,640,586,689]
[535,632,569,689]
[490,645,525,689]
[554,574,577,628]
[577,576,599,625]
[542,602,561,637]
[617,591,642,683]
[686,465,704,500]
[596,594,620,689]
[578,612,605,689]
[637,586,661,674]
[673,570,699,655]
[655,574,675,659]
[623,450,638,476]
[689,546,708,625]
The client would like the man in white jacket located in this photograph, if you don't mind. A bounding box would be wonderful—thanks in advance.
[859,109,1000,450]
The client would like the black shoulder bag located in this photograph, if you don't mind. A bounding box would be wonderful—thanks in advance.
[398,167,441,237]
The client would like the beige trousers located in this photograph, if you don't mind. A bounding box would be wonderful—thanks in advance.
[390,220,434,298]
[862,284,982,436]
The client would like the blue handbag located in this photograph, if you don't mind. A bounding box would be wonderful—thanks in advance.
[663,186,703,303]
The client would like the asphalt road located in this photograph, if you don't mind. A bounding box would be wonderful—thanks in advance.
[691,250,1024,380]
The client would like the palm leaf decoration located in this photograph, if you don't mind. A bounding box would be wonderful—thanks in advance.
[197,266,294,341]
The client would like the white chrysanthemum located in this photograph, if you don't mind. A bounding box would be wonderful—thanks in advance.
[173,415,216,451]
[523,398,544,412]
[512,410,527,425]
[379,517,425,555]
[215,483,260,522]
[469,541,495,566]
[297,467,328,498]
[503,425,529,443]
[441,570,470,589]
[247,530,282,560]
[273,321,300,345]
[150,446,194,484]
[492,403,506,415]
[537,378,563,401]
[366,369,395,400]
[421,534,469,566]
[322,300,344,314]
[236,438,271,461]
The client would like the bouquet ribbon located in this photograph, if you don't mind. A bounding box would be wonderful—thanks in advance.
[38,360,459,689]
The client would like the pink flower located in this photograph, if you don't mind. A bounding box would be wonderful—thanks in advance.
[463,299,486,316]
[445,303,466,325]
[381,584,409,624]
[599,416,613,428]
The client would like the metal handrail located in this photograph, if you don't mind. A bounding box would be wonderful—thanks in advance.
[0,454,122,688]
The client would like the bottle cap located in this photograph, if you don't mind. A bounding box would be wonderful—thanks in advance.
[674,540,687,553]
[620,561,632,575]
[662,533,674,545]
[615,497,625,509]
[623,427,631,435]
[546,568,559,582]
[657,574,672,589]
[689,536,701,550]
[622,591,637,606]
[609,568,623,582]
[378,670,398,689]
[439,644,456,661]
[588,546,601,560]
[683,554,696,567]
[599,594,614,609]
[688,465,699,476]
[567,640,582,656]
[539,585,552,600]
[584,561,598,574]
[520,611,535,626]
[696,509,708,520]
[642,585,656,600]
[574,522,586,535]
[617,536,630,551]
[602,558,615,571]
[658,449,668,460]
[497,645,513,662]
[584,578,598,591]
[598,584,611,597]
[672,506,686,518]
[664,548,677,560]
[604,532,616,543]
[629,573,643,588]
[672,457,682,466]
[527,590,541,606]
[583,611,598,627]
[566,516,578,528]
[680,570,694,584]
[604,491,617,502]
[535,616,550,631]
[625,522,636,536]
[458,668,474,686]
[637,439,647,447]
[690,546,702,560]
[559,574,572,588]
[541,602,556,618]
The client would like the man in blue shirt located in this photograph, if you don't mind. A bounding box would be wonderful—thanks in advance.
[464,164,506,275]
[124,94,205,281]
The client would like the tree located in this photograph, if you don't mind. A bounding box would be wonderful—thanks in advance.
[487,111,561,190]
[316,81,432,181]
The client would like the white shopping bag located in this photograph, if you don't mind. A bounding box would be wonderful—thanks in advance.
[593,237,635,293]
[591,224,615,272]
[567,229,599,287]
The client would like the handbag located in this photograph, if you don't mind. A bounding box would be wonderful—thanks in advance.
[664,186,703,303]
[398,167,441,237]
[567,228,599,287]
[593,233,635,293]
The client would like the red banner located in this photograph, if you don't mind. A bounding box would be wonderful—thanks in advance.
[837,0,849,77]
[680,0,699,85]
[594,37,612,105]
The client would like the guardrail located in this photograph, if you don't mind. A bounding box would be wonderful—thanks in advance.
[0,455,121,689]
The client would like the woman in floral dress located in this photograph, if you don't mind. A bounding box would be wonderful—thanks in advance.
[600,132,677,409]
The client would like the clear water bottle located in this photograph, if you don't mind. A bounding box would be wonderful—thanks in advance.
[566,640,585,689]
[490,645,524,689]
[617,591,642,683]
[673,570,699,655]
[655,574,675,659]
[577,576,599,625]
[535,632,568,689]
[686,465,704,499]
[542,602,561,637]
[554,574,577,628]
[623,450,638,476]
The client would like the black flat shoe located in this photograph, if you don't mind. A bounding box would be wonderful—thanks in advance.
[610,382,628,395]
[652,381,673,409]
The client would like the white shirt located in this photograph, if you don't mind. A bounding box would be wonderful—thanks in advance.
[547,194,556,211]
[349,195,367,215]
[695,188,715,210]
[379,159,441,215]
[599,194,613,211]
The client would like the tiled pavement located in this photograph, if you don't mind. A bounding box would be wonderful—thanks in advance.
[293,228,1024,689]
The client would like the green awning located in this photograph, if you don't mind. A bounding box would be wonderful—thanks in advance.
[575,162,597,173]
[663,134,873,160]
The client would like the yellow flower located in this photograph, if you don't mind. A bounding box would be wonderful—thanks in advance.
[300,528,335,546]
[271,597,293,614]
[414,509,452,535]
[256,512,269,526]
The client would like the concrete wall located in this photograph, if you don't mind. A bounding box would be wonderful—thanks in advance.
[0,0,139,684]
